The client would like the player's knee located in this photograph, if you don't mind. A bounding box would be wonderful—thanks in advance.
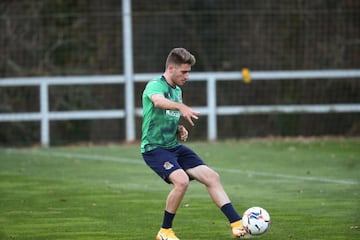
[211,170,221,183]
[170,171,190,189]
[201,169,221,187]
[173,177,190,192]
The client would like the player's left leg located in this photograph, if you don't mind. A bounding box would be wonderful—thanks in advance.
[186,165,229,206]
[186,165,248,238]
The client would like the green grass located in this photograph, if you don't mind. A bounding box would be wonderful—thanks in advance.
[0,138,359,239]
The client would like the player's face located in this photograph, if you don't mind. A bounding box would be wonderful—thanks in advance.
[171,63,191,86]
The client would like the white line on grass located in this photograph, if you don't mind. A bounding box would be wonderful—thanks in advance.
[44,150,143,165]
[5,149,359,185]
[214,167,358,185]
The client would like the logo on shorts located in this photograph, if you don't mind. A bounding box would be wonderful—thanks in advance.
[163,161,174,170]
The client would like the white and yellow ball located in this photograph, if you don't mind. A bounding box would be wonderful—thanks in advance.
[242,206,271,235]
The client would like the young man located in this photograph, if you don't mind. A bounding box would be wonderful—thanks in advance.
[141,47,247,239]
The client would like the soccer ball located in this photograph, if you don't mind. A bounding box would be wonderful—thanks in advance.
[242,206,271,235]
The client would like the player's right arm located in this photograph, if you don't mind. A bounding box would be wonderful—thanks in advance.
[151,94,199,126]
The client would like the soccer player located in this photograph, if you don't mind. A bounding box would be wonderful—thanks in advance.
[141,47,247,239]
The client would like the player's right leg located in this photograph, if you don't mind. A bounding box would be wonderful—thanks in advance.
[142,147,190,240]
[156,169,189,240]
[166,169,190,212]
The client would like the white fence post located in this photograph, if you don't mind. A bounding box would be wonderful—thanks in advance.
[207,76,217,140]
[122,0,135,142]
[40,81,49,147]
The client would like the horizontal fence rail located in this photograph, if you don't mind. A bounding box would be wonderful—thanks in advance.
[1,69,360,146]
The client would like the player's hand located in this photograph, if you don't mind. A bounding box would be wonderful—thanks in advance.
[178,125,188,141]
[179,104,199,126]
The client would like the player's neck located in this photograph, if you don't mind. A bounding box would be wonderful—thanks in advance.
[162,73,176,88]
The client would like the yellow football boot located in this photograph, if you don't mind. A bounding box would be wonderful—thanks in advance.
[156,228,180,240]
[231,220,248,238]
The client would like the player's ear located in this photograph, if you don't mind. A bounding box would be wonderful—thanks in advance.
[168,63,176,73]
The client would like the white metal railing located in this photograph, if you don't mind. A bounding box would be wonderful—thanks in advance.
[1,69,360,146]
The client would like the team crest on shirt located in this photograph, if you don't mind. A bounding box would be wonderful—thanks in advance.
[163,161,174,170]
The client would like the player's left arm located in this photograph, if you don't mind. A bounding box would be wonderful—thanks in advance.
[177,125,188,141]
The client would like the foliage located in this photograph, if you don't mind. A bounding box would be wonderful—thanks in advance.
[1,1,359,145]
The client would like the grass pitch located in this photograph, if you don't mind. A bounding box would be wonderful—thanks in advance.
[0,138,359,239]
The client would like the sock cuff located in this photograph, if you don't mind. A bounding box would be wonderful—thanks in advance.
[220,202,242,223]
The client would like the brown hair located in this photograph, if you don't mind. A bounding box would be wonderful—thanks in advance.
[165,48,196,68]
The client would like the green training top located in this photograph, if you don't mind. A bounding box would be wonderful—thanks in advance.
[141,76,182,153]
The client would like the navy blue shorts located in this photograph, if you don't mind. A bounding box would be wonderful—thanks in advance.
[142,145,205,183]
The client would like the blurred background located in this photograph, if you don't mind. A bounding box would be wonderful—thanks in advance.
[0,0,359,146]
